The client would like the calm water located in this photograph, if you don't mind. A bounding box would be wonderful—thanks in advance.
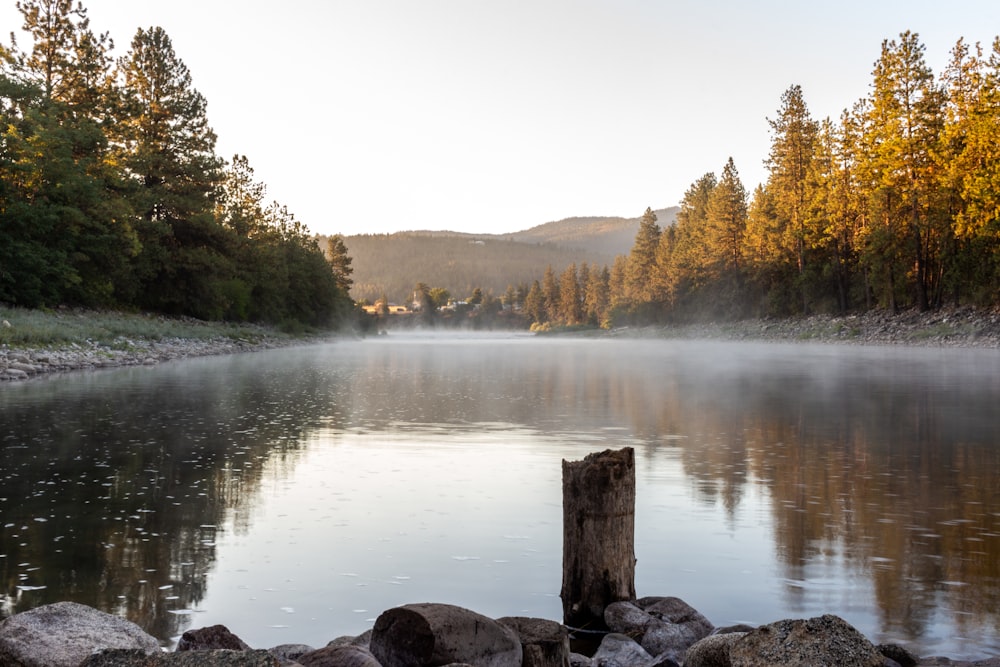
[1,334,998,659]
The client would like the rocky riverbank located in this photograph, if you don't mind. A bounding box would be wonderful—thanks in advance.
[0,307,334,382]
[4,306,1000,382]
[1,599,998,667]
[0,334,306,382]
[611,306,1000,348]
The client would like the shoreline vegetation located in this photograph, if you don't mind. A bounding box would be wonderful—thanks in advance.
[2,305,999,383]
[0,307,333,382]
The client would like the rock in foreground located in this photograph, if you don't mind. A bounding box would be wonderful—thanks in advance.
[0,601,160,667]
[370,603,522,667]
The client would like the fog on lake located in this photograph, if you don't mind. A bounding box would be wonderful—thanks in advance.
[1,333,998,659]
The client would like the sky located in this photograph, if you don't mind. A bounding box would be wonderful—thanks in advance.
[5,1,1000,237]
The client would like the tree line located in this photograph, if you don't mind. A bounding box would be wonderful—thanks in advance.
[0,0,354,328]
[523,32,1000,330]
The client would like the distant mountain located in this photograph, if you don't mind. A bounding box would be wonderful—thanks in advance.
[329,206,679,304]
[504,207,678,258]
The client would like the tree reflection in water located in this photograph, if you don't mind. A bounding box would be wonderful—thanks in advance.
[0,337,998,657]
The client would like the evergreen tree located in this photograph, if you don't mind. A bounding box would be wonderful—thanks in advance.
[862,31,947,310]
[0,0,136,307]
[327,234,354,293]
[584,264,611,326]
[113,26,232,318]
[558,263,582,325]
[524,280,545,324]
[762,85,820,311]
[624,207,661,304]
[541,265,560,323]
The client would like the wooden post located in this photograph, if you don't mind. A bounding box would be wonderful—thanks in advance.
[560,447,636,630]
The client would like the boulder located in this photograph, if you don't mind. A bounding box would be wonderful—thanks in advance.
[0,601,160,667]
[79,648,282,665]
[683,632,748,667]
[604,597,713,662]
[370,603,521,667]
[640,597,713,636]
[497,616,570,667]
[603,601,652,635]
[877,643,919,667]
[728,614,884,667]
[297,644,381,667]
[589,633,652,667]
[176,624,251,651]
[270,643,318,662]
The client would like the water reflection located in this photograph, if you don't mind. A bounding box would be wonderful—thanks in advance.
[1,335,998,658]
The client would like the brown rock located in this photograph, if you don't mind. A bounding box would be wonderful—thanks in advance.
[176,624,251,651]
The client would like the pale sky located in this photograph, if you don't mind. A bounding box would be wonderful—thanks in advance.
[5,1,1000,236]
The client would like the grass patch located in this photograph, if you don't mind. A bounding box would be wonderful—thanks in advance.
[0,307,295,350]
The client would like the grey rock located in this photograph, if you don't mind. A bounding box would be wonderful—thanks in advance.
[569,653,593,667]
[878,643,919,667]
[639,617,706,660]
[270,644,316,661]
[0,601,160,667]
[327,631,372,650]
[590,633,652,667]
[646,656,680,667]
[297,644,381,667]
[683,632,747,667]
[79,648,282,665]
[711,624,756,635]
[497,616,570,667]
[603,601,652,635]
[369,603,521,667]
[176,624,251,651]
[729,614,884,667]
[640,597,713,634]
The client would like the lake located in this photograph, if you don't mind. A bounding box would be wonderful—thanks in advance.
[1,333,998,659]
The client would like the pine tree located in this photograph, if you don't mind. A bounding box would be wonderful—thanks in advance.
[327,234,354,293]
[113,26,231,317]
[558,264,582,325]
[624,207,661,304]
[763,85,819,311]
[862,31,947,310]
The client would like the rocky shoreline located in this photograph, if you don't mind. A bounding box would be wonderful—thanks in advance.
[0,334,313,382]
[612,306,1000,348]
[1,599,997,667]
[4,306,1000,383]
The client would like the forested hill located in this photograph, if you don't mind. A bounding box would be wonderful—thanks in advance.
[505,207,678,256]
[331,207,678,304]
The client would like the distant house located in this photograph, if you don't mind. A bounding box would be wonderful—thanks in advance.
[361,303,410,315]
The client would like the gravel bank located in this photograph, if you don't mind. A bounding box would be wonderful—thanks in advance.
[613,306,1000,348]
[0,334,310,382]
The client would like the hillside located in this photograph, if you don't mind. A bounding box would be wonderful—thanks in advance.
[328,207,678,304]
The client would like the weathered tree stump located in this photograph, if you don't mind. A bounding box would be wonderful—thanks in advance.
[560,447,636,630]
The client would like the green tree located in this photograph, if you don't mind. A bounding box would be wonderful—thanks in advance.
[762,85,820,311]
[938,37,1000,303]
[541,265,560,323]
[113,26,232,318]
[558,263,582,325]
[583,264,610,326]
[657,173,717,311]
[703,158,749,316]
[524,280,545,324]
[624,207,661,304]
[327,234,354,294]
[862,31,947,311]
[0,0,136,307]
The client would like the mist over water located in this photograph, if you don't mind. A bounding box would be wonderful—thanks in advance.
[1,333,998,658]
